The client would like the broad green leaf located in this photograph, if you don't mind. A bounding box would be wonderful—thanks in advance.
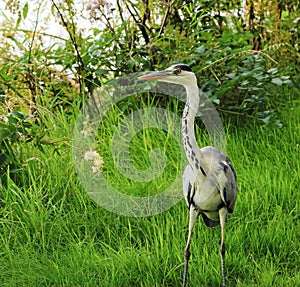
[267,68,278,74]
[0,128,10,140]
[271,78,283,86]
[23,2,29,19]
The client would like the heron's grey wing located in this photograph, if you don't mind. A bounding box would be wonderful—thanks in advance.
[219,157,238,213]
[201,146,238,213]
[183,164,196,208]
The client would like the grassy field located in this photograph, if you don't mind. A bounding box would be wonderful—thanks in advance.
[0,95,299,287]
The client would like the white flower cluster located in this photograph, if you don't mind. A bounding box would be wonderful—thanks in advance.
[84,151,104,174]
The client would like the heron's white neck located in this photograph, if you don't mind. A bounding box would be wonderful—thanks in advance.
[182,84,207,175]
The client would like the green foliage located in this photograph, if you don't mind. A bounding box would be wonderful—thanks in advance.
[0,112,35,172]
[1,0,298,116]
[0,1,299,285]
[191,37,294,125]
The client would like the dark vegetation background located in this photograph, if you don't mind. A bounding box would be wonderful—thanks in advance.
[0,0,299,173]
[0,1,299,286]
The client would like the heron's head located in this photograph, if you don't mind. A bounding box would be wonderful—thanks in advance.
[138,64,197,87]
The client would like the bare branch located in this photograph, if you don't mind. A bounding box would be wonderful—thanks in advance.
[51,0,85,93]
[125,1,150,44]
[159,0,176,36]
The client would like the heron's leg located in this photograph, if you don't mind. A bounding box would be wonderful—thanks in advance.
[219,207,228,287]
[183,207,199,287]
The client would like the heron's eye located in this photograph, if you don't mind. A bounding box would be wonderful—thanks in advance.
[174,68,181,75]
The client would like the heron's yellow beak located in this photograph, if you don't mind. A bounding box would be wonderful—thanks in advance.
[138,70,172,81]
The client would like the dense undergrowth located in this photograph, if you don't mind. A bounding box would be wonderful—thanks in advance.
[0,1,299,286]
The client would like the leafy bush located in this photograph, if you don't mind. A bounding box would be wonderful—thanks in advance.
[0,0,298,179]
[0,112,36,174]
[189,30,294,125]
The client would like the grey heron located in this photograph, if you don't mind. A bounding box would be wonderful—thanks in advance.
[138,64,238,287]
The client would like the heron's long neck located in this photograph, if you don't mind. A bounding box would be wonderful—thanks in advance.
[182,85,206,174]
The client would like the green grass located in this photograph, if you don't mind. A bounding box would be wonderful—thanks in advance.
[0,96,299,287]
